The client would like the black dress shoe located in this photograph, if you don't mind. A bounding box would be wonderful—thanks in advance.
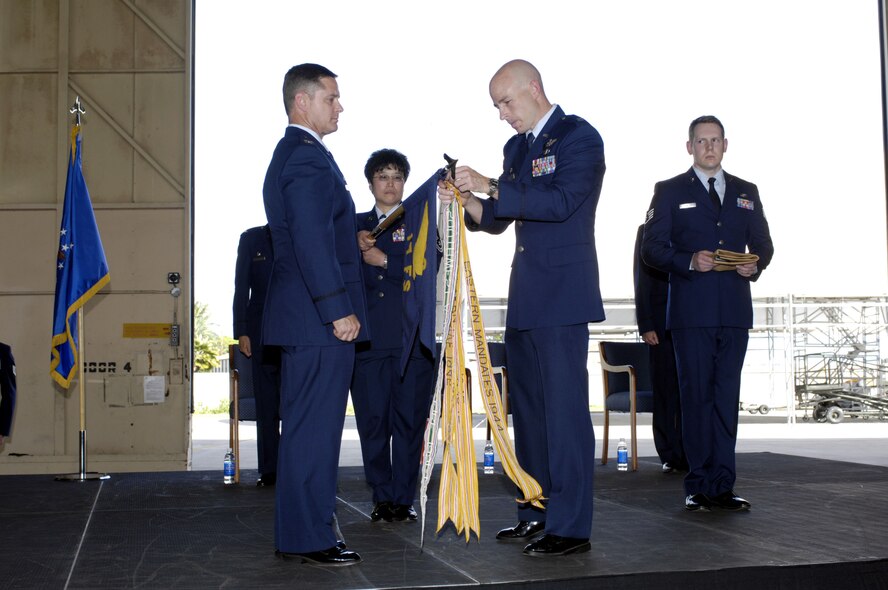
[392,504,418,521]
[523,534,591,557]
[495,520,546,542]
[370,501,394,522]
[712,490,751,511]
[275,545,361,566]
[256,473,276,487]
[685,493,713,511]
[663,462,689,473]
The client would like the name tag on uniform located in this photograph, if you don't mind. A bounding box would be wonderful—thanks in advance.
[679,202,697,209]
[532,155,556,177]
[737,197,754,210]
[392,226,406,242]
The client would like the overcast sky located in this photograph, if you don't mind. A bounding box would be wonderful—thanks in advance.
[194,1,887,336]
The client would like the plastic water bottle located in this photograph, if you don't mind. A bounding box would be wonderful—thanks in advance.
[617,438,628,472]
[223,448,236,484]
[483,440,495,474]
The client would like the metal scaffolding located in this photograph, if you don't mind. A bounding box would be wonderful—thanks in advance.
[475,295,888,423]
[789,296,888,423]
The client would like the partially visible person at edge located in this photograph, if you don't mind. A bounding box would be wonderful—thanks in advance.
[352,148,435,525]
[642,115,774,513]
[0,342,15,446]
[233,224,281,489]
[438,59,605,558]
[633,223,688,475]
[261,63,368,567]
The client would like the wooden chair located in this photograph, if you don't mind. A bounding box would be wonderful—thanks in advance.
[228,343,256,484]
[484,341,509,441]
[599,341,654,471]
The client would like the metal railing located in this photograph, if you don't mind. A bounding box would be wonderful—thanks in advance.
[475,295,888,422]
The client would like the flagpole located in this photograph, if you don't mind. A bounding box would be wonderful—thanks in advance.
[55,97,109,483]
[55,310,109,482]
[78,312,86,476]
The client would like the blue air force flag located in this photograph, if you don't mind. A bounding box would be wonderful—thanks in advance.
[50,126,110,388]
[400,169,444,374]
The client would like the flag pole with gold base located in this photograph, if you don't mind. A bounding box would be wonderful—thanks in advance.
[55,313,109,482]
[52,99,111,482]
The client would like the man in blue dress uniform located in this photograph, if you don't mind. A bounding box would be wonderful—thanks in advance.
[642,115,774,512]
[262,63,368,566]
[439,59,605,557]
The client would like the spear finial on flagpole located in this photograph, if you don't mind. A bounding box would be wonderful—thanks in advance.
[69,96,85,126]
[443,153,458,180]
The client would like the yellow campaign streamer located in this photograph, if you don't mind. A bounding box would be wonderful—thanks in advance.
[460,224,544,509]
[418,182,543,548]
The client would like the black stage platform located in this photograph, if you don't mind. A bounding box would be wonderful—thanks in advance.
[2,453,887,590]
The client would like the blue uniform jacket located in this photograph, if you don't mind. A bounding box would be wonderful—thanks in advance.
[356,210,406,349]
[641,168,774,330]
[262,126,368,346]
[634,223,669,336]
[467,106,606,329]
[233,225,273,341]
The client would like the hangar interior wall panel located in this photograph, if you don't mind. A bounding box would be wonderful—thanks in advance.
[0,0,193,475]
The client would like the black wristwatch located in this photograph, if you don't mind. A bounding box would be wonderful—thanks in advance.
[487,178,499,197]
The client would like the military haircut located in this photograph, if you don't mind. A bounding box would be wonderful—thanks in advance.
[688,115,725,141]
[282,63,337,115]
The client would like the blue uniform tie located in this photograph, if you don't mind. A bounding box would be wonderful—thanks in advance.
[708,177,721,209]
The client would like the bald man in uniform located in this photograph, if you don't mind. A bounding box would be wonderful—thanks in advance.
[439,59,605,557]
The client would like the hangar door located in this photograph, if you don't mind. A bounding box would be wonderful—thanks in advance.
[0,0,193,474]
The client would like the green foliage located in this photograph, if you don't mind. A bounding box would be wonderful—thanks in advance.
[193,301,235,372]
[193,339,217,372]
[193,399,356,416]
[194,398,231,414]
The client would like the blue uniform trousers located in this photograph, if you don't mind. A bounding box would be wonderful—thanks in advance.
[250,343,280,477]
[505,324,595,539]
[351,340,434,505]
[671,327,748,497]
[275,344,353,553]
[649,331,686,469]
